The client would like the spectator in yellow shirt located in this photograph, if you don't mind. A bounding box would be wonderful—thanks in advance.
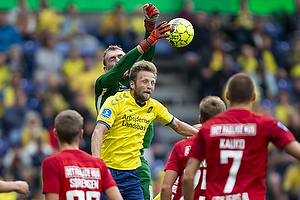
[0,53,11,91]
[237,44,258,73]
[70,56,98,95]
[99,3,133,52]
[62,47,84,80]
[36,0,63,34]
[282,161,300,200]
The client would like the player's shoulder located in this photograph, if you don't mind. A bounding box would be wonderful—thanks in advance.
[147,98,166,109]
[43,154,56,162]
[174,137,195,150]
[74,151,107,167]
[248,110,277,123]
[176,136,195,145]
[95,72,106,85]
[43,152,61,166]
[212,109,273,122]
[90,156,109,169]
[107,91,131,105]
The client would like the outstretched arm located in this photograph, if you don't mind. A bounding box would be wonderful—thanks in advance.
[283,141,300,161]
[168,118,198,137]
[0,180,29,197]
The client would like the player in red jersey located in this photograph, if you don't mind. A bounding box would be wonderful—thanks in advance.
[42,110,122,200]
[160,96,226,200]
[182,72,300,200]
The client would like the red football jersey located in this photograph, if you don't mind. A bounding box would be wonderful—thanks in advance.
[42,149,117,200]
[190,109,296,200]
[165,136,206,200]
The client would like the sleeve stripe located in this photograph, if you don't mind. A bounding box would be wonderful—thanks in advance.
[165,116,174,126]
[96,120,111,129]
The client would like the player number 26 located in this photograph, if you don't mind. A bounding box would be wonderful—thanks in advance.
[66,190,100,200]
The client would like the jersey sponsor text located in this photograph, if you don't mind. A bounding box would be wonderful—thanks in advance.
[210,124,256,137]
[65,166,101,179]
[121,114,150,131]
[121,114,150,124]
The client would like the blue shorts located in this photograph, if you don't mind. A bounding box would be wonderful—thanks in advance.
[102,168,144,200]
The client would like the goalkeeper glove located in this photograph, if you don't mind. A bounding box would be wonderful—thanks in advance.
[143,3,160,32]
[139,21,171,52]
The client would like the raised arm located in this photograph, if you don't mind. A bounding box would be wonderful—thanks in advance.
[140,3,160,62]
[96,47,141,88]
[138,21,170,55]
[96,21,170,88]
[168,118,198,137]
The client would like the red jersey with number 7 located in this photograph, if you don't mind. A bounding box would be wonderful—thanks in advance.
[189,109,296,200]
[165,136,206,200]
[42,149,117,200]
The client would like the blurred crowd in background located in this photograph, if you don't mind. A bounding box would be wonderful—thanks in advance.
[1,0,300,199]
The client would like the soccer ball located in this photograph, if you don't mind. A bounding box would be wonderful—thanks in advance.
[166,18,194,47]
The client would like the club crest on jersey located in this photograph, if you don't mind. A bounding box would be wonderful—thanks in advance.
[147,106,153,113]
[101,108,111,118]
[277,121,288,131]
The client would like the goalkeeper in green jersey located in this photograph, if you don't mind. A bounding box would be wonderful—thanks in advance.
[94,3,170,200]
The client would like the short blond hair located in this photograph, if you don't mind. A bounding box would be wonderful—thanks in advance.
[200,96,226,122]
[130,60,157,83]
[102,45,123,66]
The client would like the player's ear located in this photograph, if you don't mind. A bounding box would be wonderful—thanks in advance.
[104,65,112,73]
[199,115,202,123]
[226,91,229,100]
[252,92,256,101]
[79,129,84,139]
[54,128,58,138]
[130,80,135,89]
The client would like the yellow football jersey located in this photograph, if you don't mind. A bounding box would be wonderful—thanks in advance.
[97,91,174,170]
[153,193,160,200]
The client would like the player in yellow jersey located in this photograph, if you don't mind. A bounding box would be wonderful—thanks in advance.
[92,60,198,200]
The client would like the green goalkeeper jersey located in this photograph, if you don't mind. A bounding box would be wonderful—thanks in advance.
[94,45,155,150]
